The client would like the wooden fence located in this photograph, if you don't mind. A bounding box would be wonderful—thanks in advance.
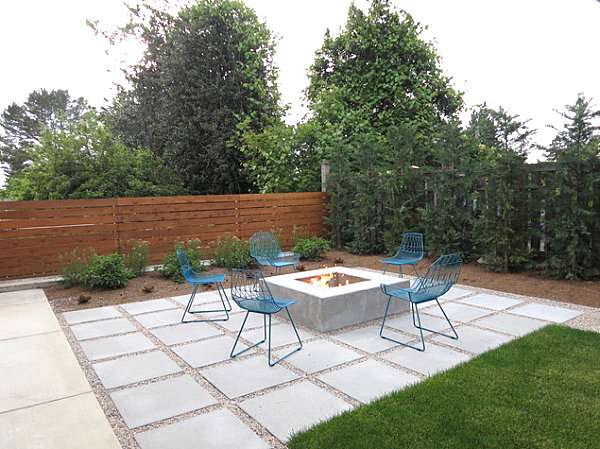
[0,192,328,279]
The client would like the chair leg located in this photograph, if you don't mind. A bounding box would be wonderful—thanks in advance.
[230,312,267,358]
[216,282,232,312]
[413,298,459,341]
[411,264,420,277]
[380,296,426,351]
[182,282,231,323]
[398,264,404,278]
[268,307,302,367]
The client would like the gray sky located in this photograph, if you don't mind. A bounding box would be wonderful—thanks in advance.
[1,0,600,185]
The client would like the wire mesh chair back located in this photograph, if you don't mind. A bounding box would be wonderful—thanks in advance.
[394,232,424,258]
[249,232,281,261]
[229,269,277,309]
[176,248,194,280]
[413,253,462,298]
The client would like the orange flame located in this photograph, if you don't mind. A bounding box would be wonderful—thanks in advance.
[309,273,334,288]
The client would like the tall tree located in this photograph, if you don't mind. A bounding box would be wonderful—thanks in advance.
[307,0,462,164]
[0,89,89,177]
[543,95,600,279]
[469,106,535,272]
[104,0,281,194]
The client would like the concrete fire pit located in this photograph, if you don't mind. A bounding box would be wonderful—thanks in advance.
[265,267,410,332]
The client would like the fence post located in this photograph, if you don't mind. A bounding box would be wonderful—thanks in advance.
[321,161,330,193]
[113,197,120,254]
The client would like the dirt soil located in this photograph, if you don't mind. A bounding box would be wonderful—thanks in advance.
[45,250,600,313]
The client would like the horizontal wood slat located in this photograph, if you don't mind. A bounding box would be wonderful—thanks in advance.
[0,192,328,278]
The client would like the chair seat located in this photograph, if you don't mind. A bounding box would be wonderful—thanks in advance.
[384,286,440,304]
[255,255,300,268]
[271,259,298,268]
[381,256,421,266]
[237,297,296,314]
[186,273,225,285]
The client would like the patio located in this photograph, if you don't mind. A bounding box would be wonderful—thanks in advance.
[44,271,591,449]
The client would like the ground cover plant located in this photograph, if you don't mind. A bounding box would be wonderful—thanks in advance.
[213,236,252,269]
[288,325,600,449]
[160,240,206,282]
[293,235,331,260]
[79,253,131,289]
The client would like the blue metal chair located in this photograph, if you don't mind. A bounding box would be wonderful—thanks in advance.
[380,253,462,351]
[249,231,300,273]
[229,269,302,366]
[177,248,232,323]
[381,232,424,277]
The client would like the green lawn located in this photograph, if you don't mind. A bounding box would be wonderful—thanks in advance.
[288,326,600,449]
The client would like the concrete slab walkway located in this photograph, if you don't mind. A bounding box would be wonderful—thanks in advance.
[0,289,121,449]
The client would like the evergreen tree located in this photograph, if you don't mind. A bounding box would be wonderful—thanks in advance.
[469,106,535,272]
[543,95,600,279]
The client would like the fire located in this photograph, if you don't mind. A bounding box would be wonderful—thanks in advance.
[309,273,334,288]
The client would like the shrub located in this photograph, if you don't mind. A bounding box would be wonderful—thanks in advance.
[124,240,150,277]
[80,253,131,289]
[59,248,95,288]
[161,240,205,282]
[213,236,251,269]
[293,236,331,260]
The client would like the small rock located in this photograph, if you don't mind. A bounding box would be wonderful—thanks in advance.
[78,294,91,304]
[142,284,155,293]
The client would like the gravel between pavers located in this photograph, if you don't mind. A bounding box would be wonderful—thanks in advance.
[56,269,598,449]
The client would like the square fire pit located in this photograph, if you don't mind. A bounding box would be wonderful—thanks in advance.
[265,267,410,332]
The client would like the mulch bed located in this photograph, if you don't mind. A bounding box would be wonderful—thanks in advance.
[45,250,600,313]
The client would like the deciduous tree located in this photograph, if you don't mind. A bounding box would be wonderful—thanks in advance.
[103,0,281,194]
[0,89,89,177]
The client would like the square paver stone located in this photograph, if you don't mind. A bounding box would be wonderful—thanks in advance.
[475,312,547,337]
[279,339,362,374]
[201,354,299,398]
[382,343,471,376]
[80,332,155,361]
[459,293,523,311]
[433,325,513,355]
[333,325,411,353]
[121,298,178,315]
[509,303,582,323]
[70,318,136,341]
[135,309,188,329]
[385,312,450,336]
[242,322,314,348]
[150,322,222,345]
[110,375,217,428]
[63,306,121,325]
[423,303,492,322]
[93,350,181,389]
[439,286,475,301]
[216,311,274,332]
[318,359,420,403]
[240,381,352,442]
[173,335,250,368]
[135,408,269,449]
[172,289,232,307]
